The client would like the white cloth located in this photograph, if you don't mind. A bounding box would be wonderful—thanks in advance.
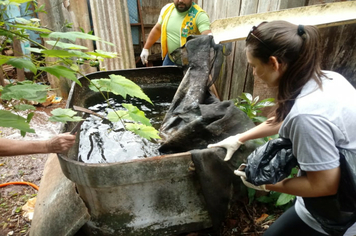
[279,71,356,235]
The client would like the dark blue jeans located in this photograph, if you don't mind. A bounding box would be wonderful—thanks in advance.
[162,54,175,66]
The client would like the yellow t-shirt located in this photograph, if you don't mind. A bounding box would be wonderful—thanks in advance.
[158,3,210,55]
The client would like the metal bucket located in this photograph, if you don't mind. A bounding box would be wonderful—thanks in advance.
[58,66,212,236]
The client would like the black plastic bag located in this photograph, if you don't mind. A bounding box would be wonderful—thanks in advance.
[244,138,356,235]
[244,138,297,185]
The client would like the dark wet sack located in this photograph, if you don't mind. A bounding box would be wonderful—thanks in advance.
[244,138,297,185]
[303,149,356,236]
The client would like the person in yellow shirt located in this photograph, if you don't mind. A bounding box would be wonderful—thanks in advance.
[140,0,211,66]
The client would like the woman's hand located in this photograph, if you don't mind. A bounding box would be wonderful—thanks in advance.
[207,134,244,161]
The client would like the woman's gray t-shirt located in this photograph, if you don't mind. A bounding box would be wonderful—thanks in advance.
[279,71,356,235]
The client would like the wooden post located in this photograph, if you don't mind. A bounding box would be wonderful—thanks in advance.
[0,67,5,86]
[12,38,25,81]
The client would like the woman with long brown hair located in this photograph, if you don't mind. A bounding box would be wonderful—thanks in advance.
[208,20,356,235]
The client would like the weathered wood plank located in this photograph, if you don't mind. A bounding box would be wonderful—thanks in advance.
[214,0,241,100]
[90,0,135,70]
[37,0,74,97]
[319,23,356,87]
[250,0,283,106]
[284,0,307,9]
[228,0,259,100]
[141,0,171,24]
[141,0,171,54]
[66,0,96,75]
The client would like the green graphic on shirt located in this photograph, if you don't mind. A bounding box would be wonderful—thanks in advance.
[182,28,188,37]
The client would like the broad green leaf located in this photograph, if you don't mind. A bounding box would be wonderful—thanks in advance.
[122,103,151,126]
[47,31,115,46]
[89,75,152,104]
[1,82,48,102]
[41,50,82,58]
[27,47,43,53]
[107,110,129,122]
[14,104,36,111]
[255,98,275,109]
[39,66,81,85]
[252,116,267,123]
[0,110,35,133]
[10,0,33,4]
[70,64,79,72]
[26,112,34,123]
[125,123,161,141]
[34,4,46,13]
[67,50,93,59]
[256,195,275,204]
[47,31,100,42]
[0,58,11,65]
[5,23,52,33]
[87,50,117,58]
[29,18,41,23]
[45,41,88,50]
[48,108,83,123]
[88,78,110,91]
[109,75,152,104]
[237,105,247,113]
[248,188,256,205]
[252,96,259,105]
[14,17,31,25]
[7,57,37,73]
[0,1,9,5]
[290,167,299,176]
[239,93,253,103]
[276,193,295,206]
[0,28,15,40]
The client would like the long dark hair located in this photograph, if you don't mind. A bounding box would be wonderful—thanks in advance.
[246,20,324,123]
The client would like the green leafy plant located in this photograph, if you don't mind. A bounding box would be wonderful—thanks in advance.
[246,167,298,209]
[234,92,297,208]
[257,167,298,208]
[233,92,275,123]
[0,0,159,141]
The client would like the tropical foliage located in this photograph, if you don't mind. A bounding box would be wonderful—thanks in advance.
[234,92,296,207]
[0,0,160,140]
[233,92,275,124]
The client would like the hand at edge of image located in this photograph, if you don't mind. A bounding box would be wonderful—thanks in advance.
[46,132,76,154]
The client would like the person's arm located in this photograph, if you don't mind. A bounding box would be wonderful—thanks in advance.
[200,29,211,35]
[208,117,281,161]
[0,133,76,156]
[266,167,340,197]
[237,115,341,197]
[238,117,281,143]
[196,12,211,35]
[141,23,162,65]
[143,23,162,50]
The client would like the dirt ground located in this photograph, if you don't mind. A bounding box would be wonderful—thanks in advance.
[0,98,66,236]
[0,99,281,236]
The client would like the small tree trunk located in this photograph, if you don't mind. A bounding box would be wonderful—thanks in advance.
[12,38,25,81]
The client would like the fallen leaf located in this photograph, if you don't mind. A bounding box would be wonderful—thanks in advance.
[255,213,269,225]
[242,226,250,232]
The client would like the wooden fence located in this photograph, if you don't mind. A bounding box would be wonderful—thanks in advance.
[195,0,356,104]
[36,0,356,100]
